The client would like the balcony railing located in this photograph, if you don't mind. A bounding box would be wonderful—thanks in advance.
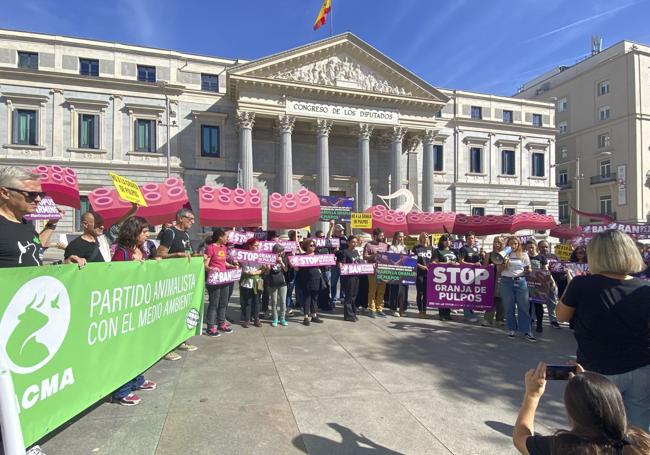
[557,181,572,189]
[590,173,616,184]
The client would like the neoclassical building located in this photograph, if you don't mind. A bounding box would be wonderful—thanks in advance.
[0,29,558,234]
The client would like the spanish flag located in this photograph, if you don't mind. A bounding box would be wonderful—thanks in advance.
[313,0,332,31]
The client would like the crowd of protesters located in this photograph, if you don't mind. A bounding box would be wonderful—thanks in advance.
[0,165,648,437]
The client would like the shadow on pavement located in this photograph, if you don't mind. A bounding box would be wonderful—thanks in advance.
[485,420,515,437]
[294,423,405,455]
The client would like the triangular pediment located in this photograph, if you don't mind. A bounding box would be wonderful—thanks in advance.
[229,33,449,103]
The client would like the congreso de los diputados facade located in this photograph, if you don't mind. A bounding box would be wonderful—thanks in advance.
[0,29,558,234]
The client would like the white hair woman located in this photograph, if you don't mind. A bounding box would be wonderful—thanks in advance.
[557,229,650,432]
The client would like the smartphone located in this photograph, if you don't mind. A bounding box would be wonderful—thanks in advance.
[546,364,577,380]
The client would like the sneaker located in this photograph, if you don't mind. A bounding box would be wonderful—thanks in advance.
[271,319,278,327]
[254,319,262,327]
[368,311,377,318]
[551,320,561,329]
[376,311,387,318]
[206,326,221,337]
[481,322,492,327]
[311,316,324,323]
[242,320,250,328]
[536,324,543,333]
[465,316,479,323]
[524,333,537,343]
[164,351,181,361]
[303,317,310,326]
[138,380,157,391]
[287,309,295,316]
[178,342,197,352]
[280,319,288,326]
[392,311,401,317]
[218,323,234,334]
[118,393,141,406]
[508,331,516,338]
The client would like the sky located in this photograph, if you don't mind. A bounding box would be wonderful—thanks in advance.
[2,0,650,96]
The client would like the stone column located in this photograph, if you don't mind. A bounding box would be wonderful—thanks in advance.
[422,129,436,212]
[236,110,255,190]
[276,115,295,194]
[390,126,408,209]
[316,119,333,196]
[357,123,374,211]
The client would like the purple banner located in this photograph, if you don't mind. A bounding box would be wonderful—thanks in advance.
[376,253,417,284]
[340,263,375,275]
[227,230,255,245]
[314,237,340,248]
[426,264,495,310]
[549,261,589,275]
[23,197,61,221]
[206,268,242,285]
[289,254,336,268]
[258,240,299,253]
[527,269,552,304]
[230,249,277,266]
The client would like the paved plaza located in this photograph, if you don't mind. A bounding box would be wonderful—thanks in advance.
[40,293,577,455]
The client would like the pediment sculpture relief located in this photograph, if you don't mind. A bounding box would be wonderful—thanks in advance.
[271,56,412,96]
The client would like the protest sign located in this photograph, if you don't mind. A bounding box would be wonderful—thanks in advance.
[565,262,589,276]
[554,243,573,260]
[426,264,495,309]
[253,231,269,240]
[431,234,442,246]
[319,195,354,222]
[23,197,62,221]
[340,263,375,276]
[288,254,336,268]
[351,212,372,229]
[258,240,300,254]
[108,172,147,207]
[404,236,419,252]
[0,258,204,446]
[527,269,552,304]
[314,237,340,249]
[230,249,277,266]
[206,268,242,285]
[376,253,417,285]
[227,230,255,245]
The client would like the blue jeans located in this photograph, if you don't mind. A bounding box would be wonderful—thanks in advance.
[606,364,650,432]
[113,374,145,399]
[286,279,296,308]
[501,277,531,334]
[331,266,345,301]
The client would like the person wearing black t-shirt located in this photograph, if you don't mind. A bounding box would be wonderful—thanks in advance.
[329,221,348,304]
[0,166,62,268]
[340,235,362,321]
[526,240,550,333]
[458,232,483,323]
[157,208,194,258]
[435,235,459,321]
[156,207,198,359]
[64,212,106,266]
[557,230,650,432]
[412,232,434,319]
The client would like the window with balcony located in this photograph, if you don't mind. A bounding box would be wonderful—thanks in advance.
[598,133,611,149]
[599,105,610,121]
[134,119,156,152]
[558,170,568,187]
[137,65,156,83]
[17,51,38,70]
[501,150,515,175]
[558,98,568,112]
[433,145,443,172]
[532,152,545,177]
[470,106,482,119]
[559,202,569,222]
[201,74,219,92]
[598,80,610,95]
[558,121,567,134]
[599,195,612,215]
[532,113,542,127]
[471,207,485,216]
[502,110,513,123]
[201,125,220,157]
[469,147,482,173]
[79,58,99,76]
[12,109,38,145]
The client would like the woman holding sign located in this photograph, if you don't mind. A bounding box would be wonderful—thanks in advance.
[436,234,459,321]
[388,231,409,317]
[296,239,326,326]
[239,238,266,328]
[341,235,362,322]
[413,233,434,319]
[204,228,236,336]
[501,237,535,342]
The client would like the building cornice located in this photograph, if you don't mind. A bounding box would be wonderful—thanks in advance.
[449,117,558,135]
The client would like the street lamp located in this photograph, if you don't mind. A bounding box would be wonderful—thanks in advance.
[551,156,582,227]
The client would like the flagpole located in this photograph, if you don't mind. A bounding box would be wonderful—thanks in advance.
[329,0,333,36]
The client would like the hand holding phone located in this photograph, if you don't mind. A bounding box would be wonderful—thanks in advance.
[546,364,578,380]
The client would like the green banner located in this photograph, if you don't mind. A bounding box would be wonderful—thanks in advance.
[0,258,205,446]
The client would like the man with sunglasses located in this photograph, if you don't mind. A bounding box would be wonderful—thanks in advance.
[63,211,106,267]
[0,166,61,267]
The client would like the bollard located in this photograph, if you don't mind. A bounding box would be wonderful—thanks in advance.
[0,352,26,455]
